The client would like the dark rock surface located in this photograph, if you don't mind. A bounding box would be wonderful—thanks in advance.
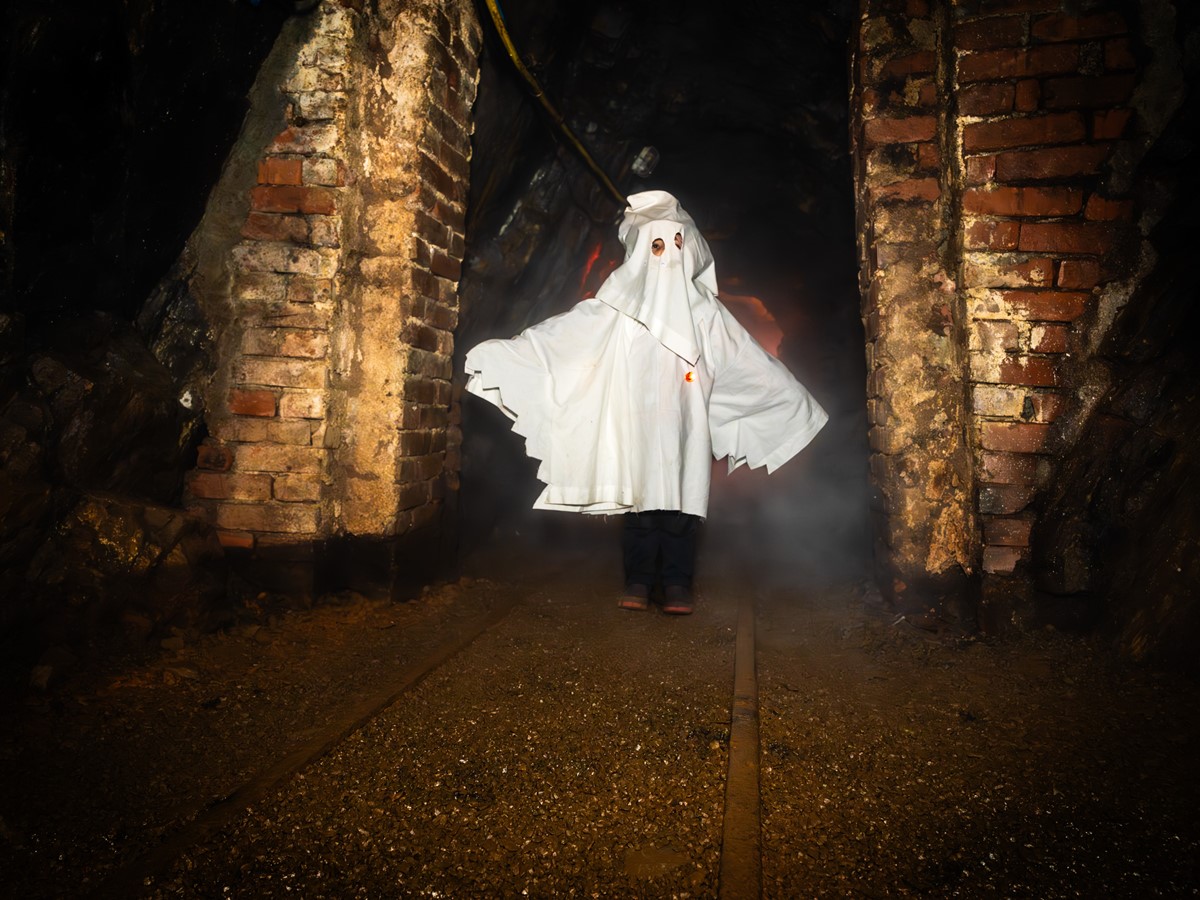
[0,311,220,674]
[1034,9,1200,675]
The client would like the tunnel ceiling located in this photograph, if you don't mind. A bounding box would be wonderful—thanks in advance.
[1,0,292,328]
[462,0,860,340]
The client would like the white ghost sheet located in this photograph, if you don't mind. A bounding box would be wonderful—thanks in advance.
[464,190,828,518]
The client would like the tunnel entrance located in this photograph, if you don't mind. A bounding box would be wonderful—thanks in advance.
[455,1,871,592]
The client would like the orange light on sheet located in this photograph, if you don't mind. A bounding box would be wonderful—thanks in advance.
[684,371,694,383]
[580,242,618,298]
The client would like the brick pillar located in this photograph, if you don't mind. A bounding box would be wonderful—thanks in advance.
[853,0,1143,630]
[952,1,1137,629]
[852,0,979,617]
[184,0,481,595]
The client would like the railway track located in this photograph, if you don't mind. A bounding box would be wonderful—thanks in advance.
[91,583,764,898]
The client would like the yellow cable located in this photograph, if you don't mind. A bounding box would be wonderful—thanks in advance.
[482,0,628,207]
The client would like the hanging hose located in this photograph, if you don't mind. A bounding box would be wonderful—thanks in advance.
[481,0,628,208]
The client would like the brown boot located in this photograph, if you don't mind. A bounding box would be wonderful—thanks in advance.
[663,584,694,615]
[618,583,650,611]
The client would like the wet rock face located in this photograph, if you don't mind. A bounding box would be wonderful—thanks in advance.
[0,312,218,663]
[1032,5,1200,673]
[1035,200,1200,673]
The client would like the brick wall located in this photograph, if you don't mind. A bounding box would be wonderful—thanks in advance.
[853,0,1144,626]
[184,0,480,585]
[852,0,978,614]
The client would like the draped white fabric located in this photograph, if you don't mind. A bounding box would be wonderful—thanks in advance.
[464,191,828,518]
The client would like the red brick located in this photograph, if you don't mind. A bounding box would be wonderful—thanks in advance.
[995,143,1113,181]
[236,357,325,389]
[1105,37,1136,71]
[257,157,303,185]
[273,474,322,503]
[215,501,319,534]
[187,472,273,501]
[863,115,938,147]
[286,277,333,303]
[249,185,337,216]
[917,142,940,171]
[417,151,458,201]
[882,50,936,78]
[302,157,346,187]
[966,218,1020,250]
[217,531,255,550]
[1003,290,1091,320]
[979,451,1039,485]
[1029,323,1070,353]
[1092,108,1132,139]
[196,441,233,472]
[1009,258,1056,287]
[429,249,462,281]
[960,83,1016,116]
[963,186,1083,216]
[966,155,997,185]
[229,388,277,417]
[979,483,1037,515]
[958,45,1079,84]
[1057,258,1101,289]
[981,421,1052,453]
[1084,194,1134,221]
[210,418,313,445]
[235,443,324,474]
[1043,74,1136,109]
[869,177,940,203]
[962,113,1086,152]
[1031,12,1127,42]
[998,355,1058,386]
[1019,221,1118,254]
[917,80,938,107]
[242,212,309,243]
[269,124,338,156]
[1027,390,1066,422]
[242,328,329,359]
[955,15,1025,51]
[975,320,1020,353]
[1015,79,1041,112]
[983,545,1027,574]
[983,514,1034,547]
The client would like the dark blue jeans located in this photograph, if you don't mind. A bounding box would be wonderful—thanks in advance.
[622,510,699,589]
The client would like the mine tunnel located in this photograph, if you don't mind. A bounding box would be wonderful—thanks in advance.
[1,0,1199,896]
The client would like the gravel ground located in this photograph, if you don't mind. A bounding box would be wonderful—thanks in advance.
[758,581,1200,897]
[151,533,735,899]
[0,580,504,899]
[2,522,1198,898]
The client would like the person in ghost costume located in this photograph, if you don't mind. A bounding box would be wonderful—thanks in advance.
[465,190,827,614]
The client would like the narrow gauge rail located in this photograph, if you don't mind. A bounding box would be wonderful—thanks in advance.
[93,584,763,899]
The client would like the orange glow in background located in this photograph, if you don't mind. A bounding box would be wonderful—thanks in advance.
[718,292,784,357]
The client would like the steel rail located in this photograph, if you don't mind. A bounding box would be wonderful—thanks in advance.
[89,595,519,899]
[719,590,763,898]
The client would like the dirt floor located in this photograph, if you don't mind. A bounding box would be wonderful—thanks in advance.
[1,522,1198,898]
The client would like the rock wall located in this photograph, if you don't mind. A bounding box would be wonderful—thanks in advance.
[181,0,480,592]
[853,0,1191,647]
